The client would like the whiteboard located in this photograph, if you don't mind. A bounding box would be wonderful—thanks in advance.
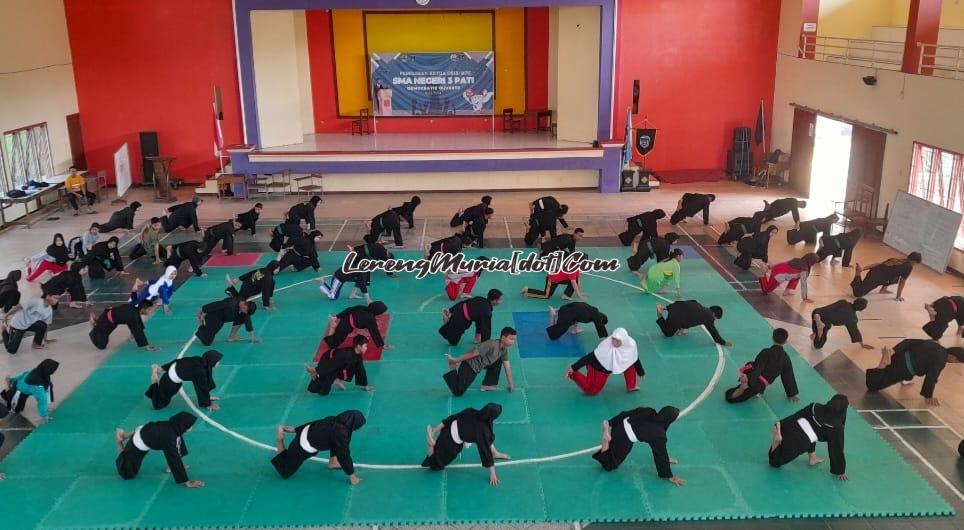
[113,143,132,198]
[883,190,962,272]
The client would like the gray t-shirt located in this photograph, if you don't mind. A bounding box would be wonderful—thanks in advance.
[466,339,508,373]
[10,298,53,330]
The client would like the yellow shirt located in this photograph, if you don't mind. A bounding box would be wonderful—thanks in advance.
[65,174,85,193]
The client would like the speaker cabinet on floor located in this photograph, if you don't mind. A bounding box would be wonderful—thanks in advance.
[139,131,159,184]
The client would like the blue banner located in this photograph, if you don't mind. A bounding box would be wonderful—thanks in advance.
[370,52,495,116]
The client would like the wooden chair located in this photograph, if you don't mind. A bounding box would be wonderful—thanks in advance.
[292,172,324,199]
[351,108,372,135]
[502,108,522,133]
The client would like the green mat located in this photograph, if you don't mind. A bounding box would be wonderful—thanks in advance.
[0,246,953,528]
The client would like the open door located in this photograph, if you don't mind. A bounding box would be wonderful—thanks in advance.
[66,113,87,171]
[789,108,817,196]
[845,125,887,219]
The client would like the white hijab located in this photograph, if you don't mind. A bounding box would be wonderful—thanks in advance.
[593,327,638,374]
[147,266,177,298]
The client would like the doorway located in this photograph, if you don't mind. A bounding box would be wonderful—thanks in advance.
[808,115,853,214]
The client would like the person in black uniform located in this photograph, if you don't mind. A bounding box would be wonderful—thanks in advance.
[195,297,258,346]
[811,298,873,349]
[392,195,421,229]
[85,237,125,279]
[734,225,778,270]
[235,203,262,235]
[547,302,609,339]
[725,328,799,403]
[717,211,766,245]
[628,233,680,277]
[272,410,366,484]
[924,295,964,340]
[816,229,861,267]
[115,412,203,488]
[461,208,493,248]
[851,252,921,300]
[41,262,89,309]
[592,406,685,486]
[450,195,492,227]
[145,350,223,410]
[0,270,21,313]
[88,300,158,350]
[523,197,569,246]
[160,198,202,233]
[225,261,280,310]
[669,193,715,225]
[618,209,665,246]
[787,213,837,245]
[306,335,373,395]
[422,403,510,486]
[761,198,807,226]
[425,233,464,259]
[538,229,584,257]
[269,219,306,252]
[769,394,848,481]
[439,289,503,345]
[287,195,322,230]
[368,209,404,247]
[655,301,731,346]
[97,201,142,233]
[203,219,241,255]
[322,302,390,350]
[277,230,323,273]
[165,241,209,278]
[865,339,964,406]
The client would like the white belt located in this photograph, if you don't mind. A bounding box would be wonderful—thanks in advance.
[450,420,472,447]
[537,199,545,210]
[797,418,818,444]
[623,417,639,443]
[299,425,319,454]
[167,364,183,384]
[132,427,150,452]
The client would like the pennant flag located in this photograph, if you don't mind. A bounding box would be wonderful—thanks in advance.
[635,128,657,157]
[754,99,765,146]
[213,102,224,158]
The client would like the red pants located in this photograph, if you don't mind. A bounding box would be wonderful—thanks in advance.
[568,365,637,396]
[758,262,802,294]
[27,260,67,283]
[444,275,478,300]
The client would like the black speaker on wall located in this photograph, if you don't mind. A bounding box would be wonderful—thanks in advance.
[139,131,159,184]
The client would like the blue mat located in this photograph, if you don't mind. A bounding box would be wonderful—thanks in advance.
[513,311,589,358]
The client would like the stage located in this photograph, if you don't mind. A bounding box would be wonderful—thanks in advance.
[228,133,625,193]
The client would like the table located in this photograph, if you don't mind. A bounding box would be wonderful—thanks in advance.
[526,109,553,132]
[0,174,67,229]
[217,173,248,199]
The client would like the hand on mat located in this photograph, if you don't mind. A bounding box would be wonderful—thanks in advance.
[163,306,172,316]
[788,394,800,402]
[184,480,204,488]
[363,385,375,392]
[383,344,394,350]
[507,383,515,393]
[724,341,733,348]
[926,397,941,406]
[206,403,220,411]
[669,457,679,464]
[666,476,686,486]
[836,473,849,481]
[144,345,160,352]
[349,474,362,486]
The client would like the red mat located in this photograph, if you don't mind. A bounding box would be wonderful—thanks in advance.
[313,313,391,362]
[656,169,728,184]
[204,252,262,267]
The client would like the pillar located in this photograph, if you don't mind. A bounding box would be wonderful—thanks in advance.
[799,0,820,59]
[902,0,942,75]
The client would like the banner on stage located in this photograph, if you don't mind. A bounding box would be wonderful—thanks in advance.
[635,128,657,157]
[370,52,495,116]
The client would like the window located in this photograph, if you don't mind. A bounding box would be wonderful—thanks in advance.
[2,123,54,193]
[908,142,964,249]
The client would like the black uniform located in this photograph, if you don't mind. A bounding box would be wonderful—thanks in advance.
[618,209,664,246]
[269,221,305,252]
[923,296,964,340]
[85,241,123,279]
[271,411,365,479]
[41,269,87,303]
[369,209,403,246]
[427,234,464,258]
[787,214,837,245]
[461,213,488,248]
[116,412,197,484]
[769,397,847,476]
[816,229,861,267]
[439,296,494,345]
[145,351,223,409]
[450,201,490,227]
[278,234,320,272]
[226,262,278,308]
[670,193,713,225]
[324,303,387,349]
[725,345,798,403]
[734,230,774,270]
[866,339,960,398]
[812,300,864,348]
[98,203,141,233]
[0,273,21,313]
[203,221,236,255]
[762,198,804,223]
[307,347,369,396]
[546,302,609,339]
[524,198,568,245]
[235,206,260,235]
[165,240,207,277]
[656,301,727,345]
[195,297,255,346]
[592,406,679,477]
[89,304,149,349]
[851,258,914,298]
[391,196,421,229]
[717,213,765,245]
[287,196,321,230]
[422,404,502,471]
[628,235,674,272]
[161,202,200,233]
[540,233,576,257]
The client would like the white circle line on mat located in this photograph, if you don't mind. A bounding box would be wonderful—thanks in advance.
[175,272,727,470]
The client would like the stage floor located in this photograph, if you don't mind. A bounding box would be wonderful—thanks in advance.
[258,132,593,153]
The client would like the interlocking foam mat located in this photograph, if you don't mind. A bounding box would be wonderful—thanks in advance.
[0,247,952,528]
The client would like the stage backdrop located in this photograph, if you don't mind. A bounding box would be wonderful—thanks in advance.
[370,52,495,116]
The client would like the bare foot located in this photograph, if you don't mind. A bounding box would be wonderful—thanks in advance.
[441,308,450,323]
[602,420,611,443]
[115,428,126,444]
[808,453,824,466]
[656,304,665,318]
[770,422,783,451]
[571,325,583,335]
[150,364,162,384]
[520,286,528,297]
[480,385,498,392]
[275,425,286,445]
[88,312,97,328]
[925,303,937,321]
[854,263,862,276]
[548,306,557,325]
[627,385,640,392]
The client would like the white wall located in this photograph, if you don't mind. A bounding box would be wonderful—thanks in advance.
[293,11,316,135]
[548,8,559,113]
[251,10,306,148]
[554,7,599,143]
[0,0,79,174]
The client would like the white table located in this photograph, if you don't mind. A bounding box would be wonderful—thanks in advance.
[0,174,68,228]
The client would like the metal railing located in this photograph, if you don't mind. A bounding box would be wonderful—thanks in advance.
[799,34,964,80]
[919,42,964,80]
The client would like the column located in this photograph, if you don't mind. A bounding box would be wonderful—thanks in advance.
[901,0,942,75]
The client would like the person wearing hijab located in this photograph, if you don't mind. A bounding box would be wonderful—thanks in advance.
[811,298,873,349]
[306,335,372,395]
[88,300,158,351]
[641,249,683,299]
[286,195,322,230]
[1,359,59,421]
[347,235,396,279]
[322,302,390,350]
[439,289,503,346]
[202,219,242,256]
[725,328,799,403]
[160,197,202,233]
[115,412,203,487]
[669,193,715,225]
[367,208,404,247]
[235,203,262,235]
[225,261,280,310]
[145,350,223,410]
[787,213,838,245]
[547,302,609,340]
[450,195,492,227]
[85,236,126,279]
[272,410,366,484]
[816,228,861,267]
[761,197,807,226]
[195,297,259,346]
[566,328,644,395]
[25,233,70,283]
[424,233,464,259]
[758,253,820,302]
[656,301,731,347]
[0,270,22,314]
[618,209,665,246]
[734,225,778,271]
[422,403,510,486]
[443,327,517,396]
[593,406,684,485]
[41,262,89,309]
[1,293,58,353]
[278,230,323,273]
[628,233,679,277]
[851,252,922,301]
[129,266,178,315]
[717,211,766,245]
[269,219,307,252]
[319,268,373,304]
[769,394,849,481]
[97,201,142,233]
[865,339,964,406]
[164,240,209,278]
[391,195,421,230]
[923,295,964,340]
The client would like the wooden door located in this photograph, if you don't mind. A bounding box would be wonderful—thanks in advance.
[788,108,817,196]
[845,125,887,217]
[66,113,87,171]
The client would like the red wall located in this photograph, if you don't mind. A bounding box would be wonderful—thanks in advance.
[614,0,781,172]
[64,0,242,185]
[525,7,550,111]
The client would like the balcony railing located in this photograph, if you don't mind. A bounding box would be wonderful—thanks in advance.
[919,42,964,80]
[799,35,903,70]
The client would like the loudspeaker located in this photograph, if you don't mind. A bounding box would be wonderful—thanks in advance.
[632,80,640,115]
[635,169,651,192]
[733,126,751,143]
[621,169,637,192]
[139,131,159,184]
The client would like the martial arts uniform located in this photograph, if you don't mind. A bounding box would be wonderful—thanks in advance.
[203,220,236,255]
[734,230,773,270]
[89,304,149,350]
[369,209,403,247]
[422,404,501,470]
[97,202,141,233]
[618,209,664,246]
[670,193,713,225]
[235,205,260,235]
[546,302,609,339]
[320,269,371,300]
[443,339,509,396]
[717,213,765,245]
[811,300,864,348]
[445,269,480,300]
[923,296,964,340]
[307,347,369,395]
[865,339,958,399]
[226,262,278,308]
[627,235,674,272]
[116,412,197,484]
[2,359,58,420]
[287,196,321,230]
[851,258,914,298]
[0,273,21,313]
[656,300,727,345]
[165,240,207,277]
[724,345,798,403]
[787,214,837,245]
[269,221,305,252]
[85,240,123,279]
[758,254,818,297]
[195,297,256,346]
[68,230,98,261]
[279,234,321,272]
[525,270,580,299]
[427,234,463,258]
[524,198,569,245]
[161,201,200,233]
[539,233,576,257]
[145,351,223,409]
[272,411,365,479]
[324,303,387,349]
[461,213,488,248]
[129,225,166,261]
[450,200,490,227]
[769,396,847,477]
[349,237,395,277]
[568,328,644,395]
[762,198,804,223]
[41,268,88,305]
[392,196,421,229]
[641,258,681,294]
[816,229,861,267]
[439,296,494,345]
[592,406,679,476]
[2,298,53,353]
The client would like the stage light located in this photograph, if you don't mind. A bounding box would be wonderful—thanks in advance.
[416,0,430,5]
